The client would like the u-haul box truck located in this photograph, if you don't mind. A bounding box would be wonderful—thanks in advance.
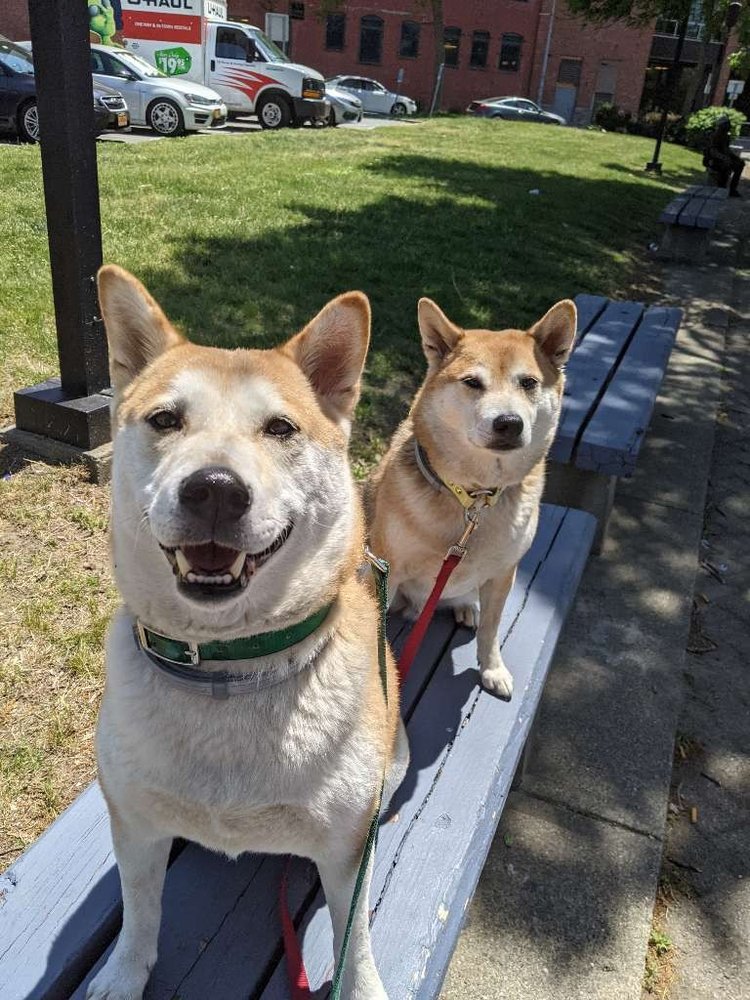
[120,0,327,128]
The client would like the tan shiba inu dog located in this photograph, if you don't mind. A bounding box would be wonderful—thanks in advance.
[87,266,407,1000]
[367,297,577,699]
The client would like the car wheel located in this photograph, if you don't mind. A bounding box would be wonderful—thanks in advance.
[147,98,184,136]
[257,94,291,130]
[18,99,40,143]
[391,101,407,116]
[327,107,337,127]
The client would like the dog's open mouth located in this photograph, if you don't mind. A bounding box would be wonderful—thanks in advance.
[160,524,292,598]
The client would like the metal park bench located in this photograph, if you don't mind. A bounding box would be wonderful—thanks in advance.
[658,185,729,261]
[0,503,595,1000]
[545,293,683,552]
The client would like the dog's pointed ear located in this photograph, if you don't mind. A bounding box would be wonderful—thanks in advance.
[418,298,463,369]
[283,292,371,431]
[529,299,577,370]
[97,265,184,393]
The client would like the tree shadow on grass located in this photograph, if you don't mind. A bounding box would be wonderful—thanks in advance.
[138,156,699,464]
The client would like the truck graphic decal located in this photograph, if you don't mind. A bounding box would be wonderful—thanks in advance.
[215,68,280,101]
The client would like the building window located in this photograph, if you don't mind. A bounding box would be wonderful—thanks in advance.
[470,30,490,68]
[400,21,420,58]
[326,13,345,51]
[557,58,582,86]
[444,27,461,67]
[499,33,523,72]
[289,2,304,19]
[359,15,383,64]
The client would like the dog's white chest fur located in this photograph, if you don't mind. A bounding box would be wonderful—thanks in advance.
[99,611,382,859]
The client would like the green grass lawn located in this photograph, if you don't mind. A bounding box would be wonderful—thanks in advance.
[1,118,701,468]
[0,119,702,861]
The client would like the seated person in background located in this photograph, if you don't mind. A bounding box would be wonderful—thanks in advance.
[703,115,744,198]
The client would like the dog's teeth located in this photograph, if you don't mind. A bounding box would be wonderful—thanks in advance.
[175,550,192,576]
[229,552,246,579]
[221,574,233,585]
[186,571,198,583]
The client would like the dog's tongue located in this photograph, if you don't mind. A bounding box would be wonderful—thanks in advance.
[181,542,239,573]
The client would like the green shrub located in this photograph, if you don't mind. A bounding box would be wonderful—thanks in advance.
[684,106,746,148]
[627,111,684,143]
[594,102,632,132]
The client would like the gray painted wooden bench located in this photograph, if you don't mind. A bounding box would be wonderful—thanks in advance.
[658,184,729,261]
[544,293,682,551]
[0,503,595,1000]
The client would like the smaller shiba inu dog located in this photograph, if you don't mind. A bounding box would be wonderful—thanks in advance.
[366,297,577,698]
[87,266,407,1000]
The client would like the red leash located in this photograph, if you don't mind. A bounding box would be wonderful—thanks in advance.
[280,860,312,999]
[397,552,463,680]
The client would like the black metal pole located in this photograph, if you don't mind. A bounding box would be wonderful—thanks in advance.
[646,13,690,173]
[13,0,111,452]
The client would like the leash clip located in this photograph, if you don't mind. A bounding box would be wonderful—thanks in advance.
[363,545,389,576]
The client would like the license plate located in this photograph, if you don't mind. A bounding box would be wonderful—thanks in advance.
[117,112,128,127]
[212,108,222,120]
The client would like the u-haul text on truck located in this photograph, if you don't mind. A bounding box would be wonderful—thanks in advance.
[120,0,328,128]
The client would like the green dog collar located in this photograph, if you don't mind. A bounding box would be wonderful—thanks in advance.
[133,604,333,698]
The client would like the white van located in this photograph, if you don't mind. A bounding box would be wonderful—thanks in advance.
[119,0,328,129]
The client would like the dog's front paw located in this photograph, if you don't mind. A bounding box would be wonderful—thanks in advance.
[480,653,513,700]
[86,953,152,1000]
[453,603,479,629]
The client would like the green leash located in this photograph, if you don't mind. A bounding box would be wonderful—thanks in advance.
[329,549,390,1000]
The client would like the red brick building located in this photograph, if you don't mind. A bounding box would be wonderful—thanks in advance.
[0,0,736,122]
[1,0,30,41]
[230,0,658,121]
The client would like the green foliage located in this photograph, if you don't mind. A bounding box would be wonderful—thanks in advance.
[684,105,746,147]
[628,111,686,143]
[594,102,632,131]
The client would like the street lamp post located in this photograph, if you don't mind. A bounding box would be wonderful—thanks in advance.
[10,0,111,468]
[646,13,690,173]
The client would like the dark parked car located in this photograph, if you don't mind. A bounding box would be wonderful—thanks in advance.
[0,36,129,142]
[466,96,565,125]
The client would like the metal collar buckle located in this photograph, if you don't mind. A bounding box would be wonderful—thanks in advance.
[135,621,200,667]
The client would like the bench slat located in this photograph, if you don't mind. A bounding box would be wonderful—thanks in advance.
[695,198,724,229]
[659,195,690,225]
[0,784,119,1000]
[573,307,682,476]
[551,300,644,464]
[373,508,595,998]
[572,293,608,347]
[677,196,706,228]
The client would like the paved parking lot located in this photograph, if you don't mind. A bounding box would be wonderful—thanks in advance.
[96,113,420,144]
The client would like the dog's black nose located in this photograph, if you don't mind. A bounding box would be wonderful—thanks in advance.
[492,413,524,446]
[179,467,251,523]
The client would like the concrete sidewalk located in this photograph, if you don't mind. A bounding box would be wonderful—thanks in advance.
[441,187,750,999]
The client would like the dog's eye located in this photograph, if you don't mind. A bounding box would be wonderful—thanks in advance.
[519,376,539,392]
[265,417,298,438]
[462,376,484,391]
[147,409,181,432]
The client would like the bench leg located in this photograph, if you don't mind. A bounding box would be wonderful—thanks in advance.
[544,462,616,555]
[86,829,171,1000]
[659,223,710,263]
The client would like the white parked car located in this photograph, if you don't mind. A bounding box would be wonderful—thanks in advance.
[325,84,362,126]
[89,44,226,136]
[327,75,416,117]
